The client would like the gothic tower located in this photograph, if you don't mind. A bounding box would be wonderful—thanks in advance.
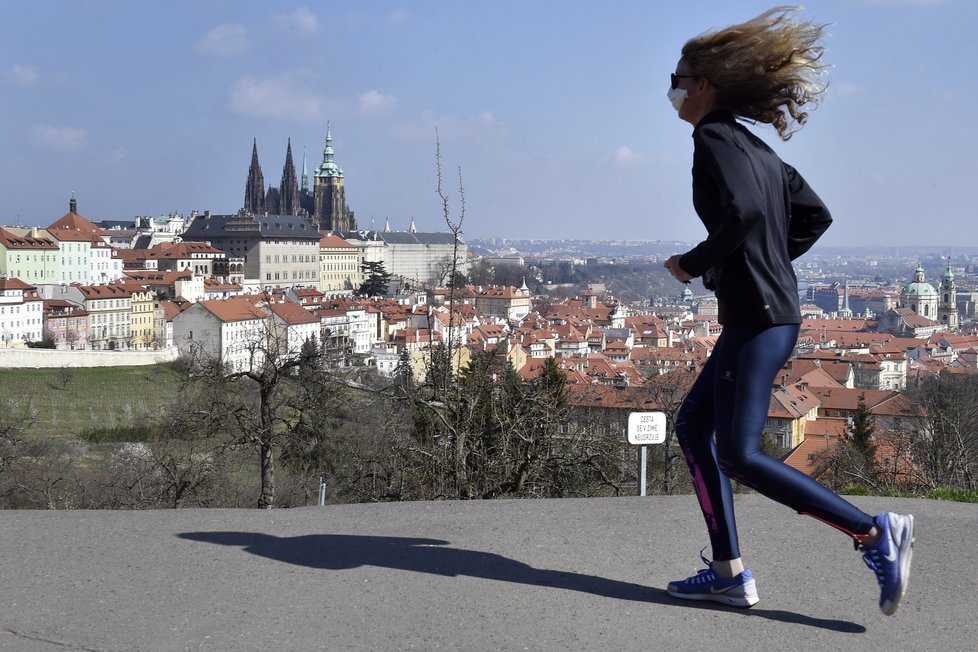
[313,124,356,232]
[244,139,265,214]
[939,259,959,331]
[279,138,301,215]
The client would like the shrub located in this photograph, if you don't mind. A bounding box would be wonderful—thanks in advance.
[80,424,155,443]
[926,487,978,504]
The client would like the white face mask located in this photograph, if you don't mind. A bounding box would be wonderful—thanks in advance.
[667,87,687,112]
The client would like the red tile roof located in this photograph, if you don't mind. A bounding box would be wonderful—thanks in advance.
[199,297,269,322]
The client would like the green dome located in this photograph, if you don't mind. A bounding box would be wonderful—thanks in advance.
[902,265,937,298]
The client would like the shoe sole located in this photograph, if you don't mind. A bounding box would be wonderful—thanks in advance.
[881,514,914,616]
[667,580,760,608]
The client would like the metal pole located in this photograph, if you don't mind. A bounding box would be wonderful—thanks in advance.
[638,445,647,497]
[318,476,326,506]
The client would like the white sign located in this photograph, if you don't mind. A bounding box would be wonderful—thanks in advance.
[627,411,666,445]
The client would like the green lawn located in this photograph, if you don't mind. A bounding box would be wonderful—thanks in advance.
[0,365,183,441]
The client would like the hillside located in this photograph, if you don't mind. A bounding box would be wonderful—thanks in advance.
[1,365,182,441]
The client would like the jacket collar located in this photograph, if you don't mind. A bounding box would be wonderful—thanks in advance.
[693,109,736,133]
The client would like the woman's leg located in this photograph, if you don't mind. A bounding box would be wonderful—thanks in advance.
[712,324,875,539]
[675,332,742,561]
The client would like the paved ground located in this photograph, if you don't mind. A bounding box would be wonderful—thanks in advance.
[1,495,975,651]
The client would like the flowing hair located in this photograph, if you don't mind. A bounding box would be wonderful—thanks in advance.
[682,6,828,140]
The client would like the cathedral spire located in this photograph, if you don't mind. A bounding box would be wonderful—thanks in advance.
[301,148,309,193]
[280,138,300,215]
[244,139,266,214]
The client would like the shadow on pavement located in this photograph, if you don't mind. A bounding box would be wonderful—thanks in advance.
[178,531,865,634]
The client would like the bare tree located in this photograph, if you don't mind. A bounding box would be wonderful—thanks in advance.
[180,324,337,508]
[907,372,978,490]
[641,367,698,494]
[0,397,37,476]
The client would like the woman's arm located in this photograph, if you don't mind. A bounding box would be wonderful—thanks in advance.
[678,125,766,278]
[784,162,832,260]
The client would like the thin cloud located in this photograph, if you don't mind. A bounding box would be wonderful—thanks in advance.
[274,8,319,36]
[195,24,250,57]
[615,146,645,166]
[359,90,397,115]
[5,65,39,86]
[860,0,942,4]
[389,10,409,24]
[834,83,862,96]
[228,71,338,123]
[392,109,501,140]
[29,125,87,151]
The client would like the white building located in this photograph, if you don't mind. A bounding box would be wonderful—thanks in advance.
[91,240,123,284]
[344,229,467,288]
[471,284,532,322]
[347,308,372,354]
[372,346,400,377]
[172,297,271,373]
[267,300,320,356]
[131,212,189,248]
[0,278,44,346]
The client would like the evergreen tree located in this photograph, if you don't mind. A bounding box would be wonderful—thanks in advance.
[358,261,393,297]
[445,269,468,289]
[850,393,877,465]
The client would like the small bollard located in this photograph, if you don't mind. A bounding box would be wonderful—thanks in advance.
[318,476,327,506]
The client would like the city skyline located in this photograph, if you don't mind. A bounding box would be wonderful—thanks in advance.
[2,0,974,247]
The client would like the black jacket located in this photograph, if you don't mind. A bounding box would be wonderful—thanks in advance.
[678,110,832,326]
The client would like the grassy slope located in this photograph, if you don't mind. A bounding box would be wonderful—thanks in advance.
[1,365,182,440]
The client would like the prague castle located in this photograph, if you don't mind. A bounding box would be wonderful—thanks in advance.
[243,125,356,233]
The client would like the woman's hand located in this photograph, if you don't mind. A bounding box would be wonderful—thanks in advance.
[665,254,693,284]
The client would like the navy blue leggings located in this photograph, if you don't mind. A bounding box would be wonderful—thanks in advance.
[675,323,875,561]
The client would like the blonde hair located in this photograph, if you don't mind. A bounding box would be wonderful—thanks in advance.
[682,6,828,140]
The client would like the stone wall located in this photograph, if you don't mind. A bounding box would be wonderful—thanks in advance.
[0,346,180,368]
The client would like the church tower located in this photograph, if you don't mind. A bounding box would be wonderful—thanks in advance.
[839,277,853,318]
[244,139,266,214]
[279,138,301,215]
[313,124,356,232]
[939,259,959,331]
[901,264,939,320]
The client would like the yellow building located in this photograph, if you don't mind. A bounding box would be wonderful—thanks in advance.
[319,233,361,296]
[123,283,156,350]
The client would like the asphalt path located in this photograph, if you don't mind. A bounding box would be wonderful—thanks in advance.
[1,495,975,651]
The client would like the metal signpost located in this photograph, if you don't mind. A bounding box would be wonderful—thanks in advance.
[627,411,666,496]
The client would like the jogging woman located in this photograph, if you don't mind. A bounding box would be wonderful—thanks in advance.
[662,6,914,615]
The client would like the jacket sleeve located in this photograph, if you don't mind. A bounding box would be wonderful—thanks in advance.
[784,162,832,260]
[678,126,766,278]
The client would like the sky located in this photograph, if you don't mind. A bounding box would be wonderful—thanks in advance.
[1,0,975,248]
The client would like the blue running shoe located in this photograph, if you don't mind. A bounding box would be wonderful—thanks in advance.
[667,550,759,608]
[861,512,915,616]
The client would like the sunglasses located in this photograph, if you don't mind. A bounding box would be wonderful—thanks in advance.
[670,73,698,90]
